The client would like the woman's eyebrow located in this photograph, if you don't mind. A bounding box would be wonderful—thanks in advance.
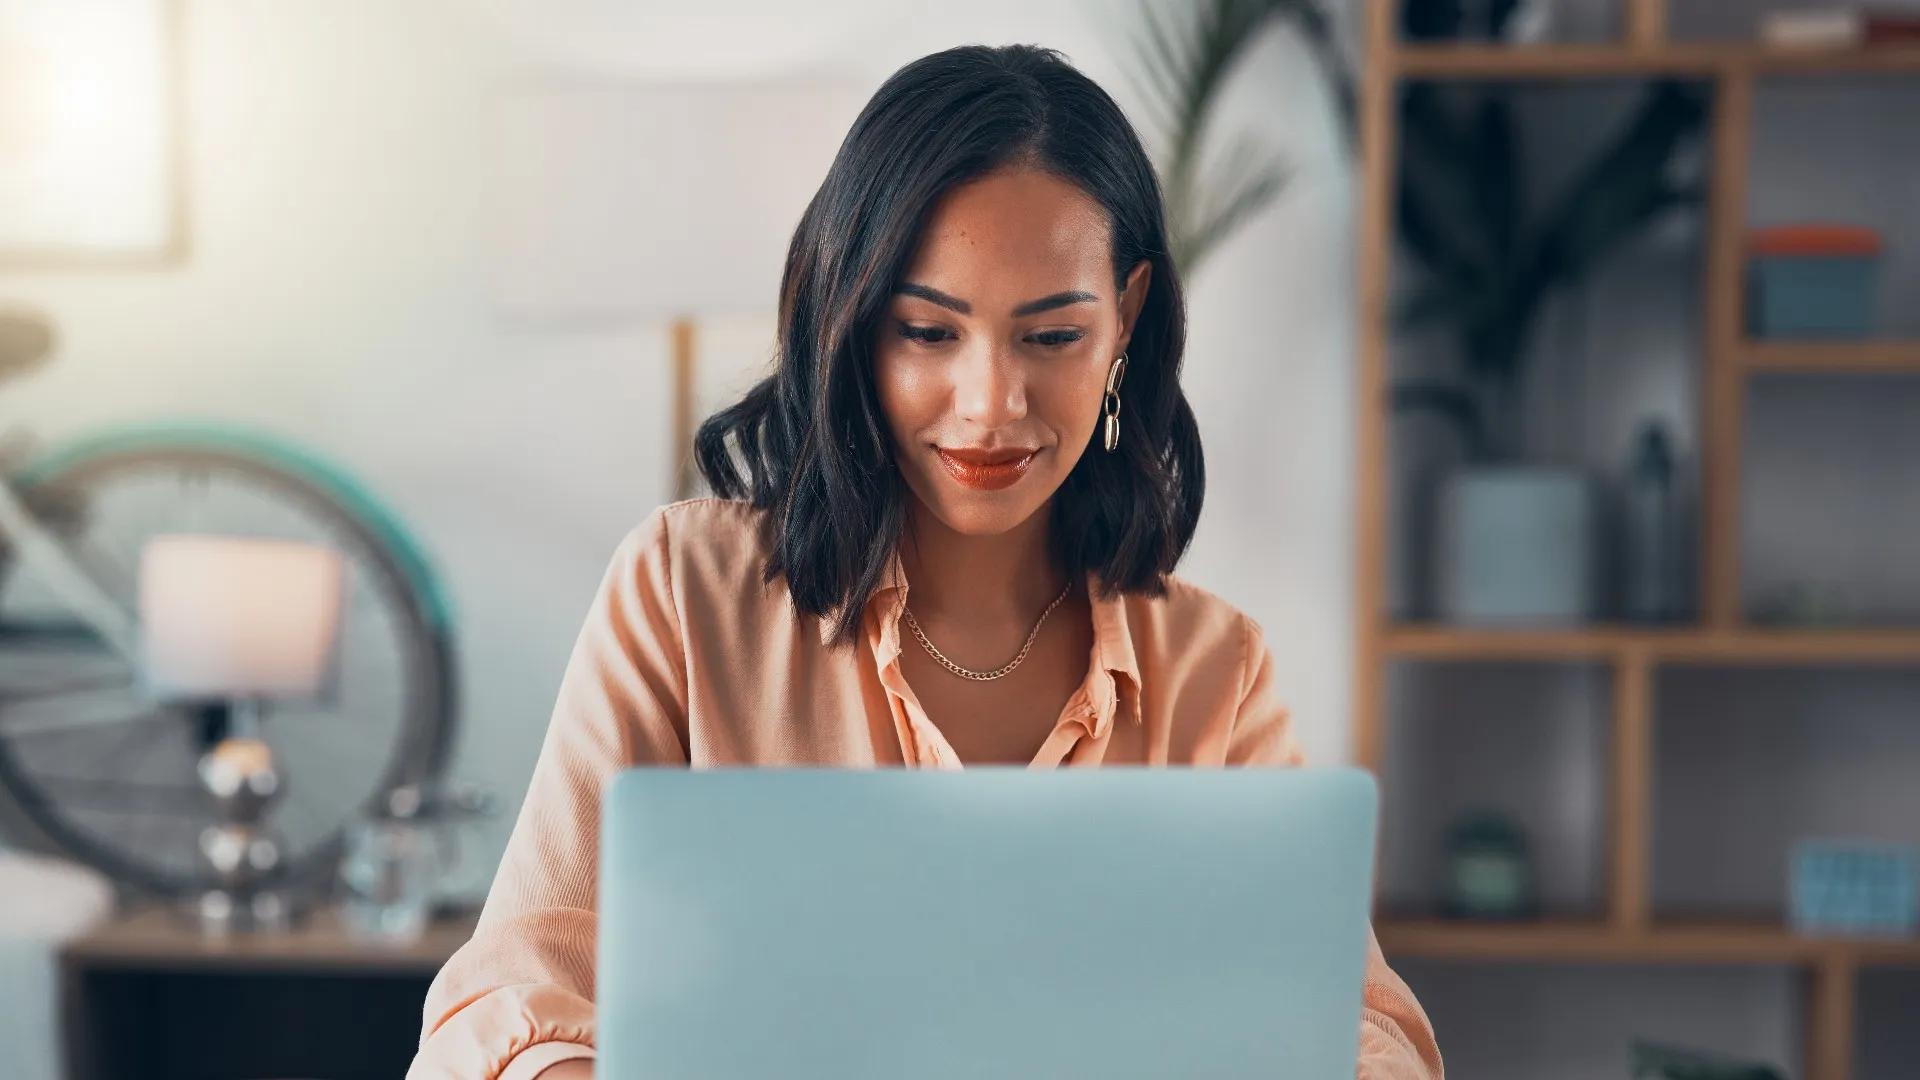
[895,282,970,314]
[894,284,1100,318]
[1012,291,1098,317]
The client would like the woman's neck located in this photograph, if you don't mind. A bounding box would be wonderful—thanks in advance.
[897,499,1066,623]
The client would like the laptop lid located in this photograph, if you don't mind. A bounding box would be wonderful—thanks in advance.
[598,768,1378,1080]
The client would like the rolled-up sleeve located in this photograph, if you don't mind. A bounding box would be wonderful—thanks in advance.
[409,511,689,1080]
[1226,617,1446,1080]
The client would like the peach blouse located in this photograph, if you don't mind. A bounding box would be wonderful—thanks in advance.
[409,499,1443,1080]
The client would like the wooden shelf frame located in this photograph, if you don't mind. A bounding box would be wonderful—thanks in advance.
[1395,42,1920,80]
[1381,626,1920,664]
[61,906,478,977]
[1745,341,1920,373]
[1703,65,1754,629]
[1377,919,1920,968]
[1354,4,1920,1078]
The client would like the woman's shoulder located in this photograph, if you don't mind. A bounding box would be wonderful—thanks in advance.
[616,498,778,594]
[650,496,773,539]
[1120,573,1263,657]
[1110,576,1275,731]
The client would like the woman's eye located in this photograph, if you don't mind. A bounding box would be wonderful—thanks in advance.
[1028,329,1084,348]
[897,323,953,344]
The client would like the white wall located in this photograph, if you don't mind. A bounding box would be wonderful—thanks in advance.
[0,0,1361,885]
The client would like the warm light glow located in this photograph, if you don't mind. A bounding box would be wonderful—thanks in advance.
[139,534,346,701]
[0,0,172,255]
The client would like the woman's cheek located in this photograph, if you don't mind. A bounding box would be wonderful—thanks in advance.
[874,348,929,438]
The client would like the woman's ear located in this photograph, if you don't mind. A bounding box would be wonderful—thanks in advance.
[1114,260,1152,356]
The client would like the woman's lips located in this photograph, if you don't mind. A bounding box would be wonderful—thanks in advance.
[935,447,1038,491]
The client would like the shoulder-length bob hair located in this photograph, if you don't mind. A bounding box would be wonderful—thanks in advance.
[695,44,1203,644]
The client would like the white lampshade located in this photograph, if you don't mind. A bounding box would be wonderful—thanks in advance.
[139,534,345,701]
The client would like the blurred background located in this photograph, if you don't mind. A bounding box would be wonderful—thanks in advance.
[0,1,1916,1079]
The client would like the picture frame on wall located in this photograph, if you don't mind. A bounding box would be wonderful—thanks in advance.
[0,0,186,265]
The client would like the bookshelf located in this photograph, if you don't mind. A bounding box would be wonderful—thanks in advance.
[1353,3,1920,1078]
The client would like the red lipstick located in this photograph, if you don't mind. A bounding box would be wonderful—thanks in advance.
[936,447,1038,491]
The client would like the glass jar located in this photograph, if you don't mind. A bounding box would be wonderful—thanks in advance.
[338,782,495,946]
[339,813,447,945]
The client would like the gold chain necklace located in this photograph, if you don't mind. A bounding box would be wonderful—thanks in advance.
[903,580,1073,682]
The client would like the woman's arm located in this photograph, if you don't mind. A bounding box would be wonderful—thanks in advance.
[408,513,690,1080]
[1226,617,1446,1080]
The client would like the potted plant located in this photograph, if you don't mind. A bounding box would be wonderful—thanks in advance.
[1391,66,1707,624]
[1129,0,1707,625]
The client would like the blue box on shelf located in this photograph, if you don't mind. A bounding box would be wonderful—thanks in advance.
[1748,224,1882,339]
[1790,841,1918,939]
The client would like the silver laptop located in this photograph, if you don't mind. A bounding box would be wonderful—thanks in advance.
[598,768,1378,1079]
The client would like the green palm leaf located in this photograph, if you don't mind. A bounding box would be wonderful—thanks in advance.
[1129,0,1353,274]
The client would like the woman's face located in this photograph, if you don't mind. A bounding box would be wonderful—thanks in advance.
[875,165,1150,539]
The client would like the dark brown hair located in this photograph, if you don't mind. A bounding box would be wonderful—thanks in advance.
[695,44,1202,643]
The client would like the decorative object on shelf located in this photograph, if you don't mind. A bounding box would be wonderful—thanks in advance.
[1622,420,1683,623]
[340,780,496,947]
[1760,9,1866,50]
[1436,467,1594,624]
[1867,10,1920,43]
[1747,224,1882,339]
[1789,840,1918,939]
[1749,580,1860,626]
[1126,0,1353,276]
[1503,1,1556,44]
[140,534,346,934]
[1761,7,1920,48]
[1632,1041,1786,1080]
[1440,809,1536,920]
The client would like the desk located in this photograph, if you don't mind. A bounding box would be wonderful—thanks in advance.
[60,907,475,1080]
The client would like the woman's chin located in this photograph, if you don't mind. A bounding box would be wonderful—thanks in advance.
[918,487,1053,537]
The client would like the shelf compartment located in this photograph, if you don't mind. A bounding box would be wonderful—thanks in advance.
[1746,76,1920,343]
[1396,43,1732,78]
[1743,375,1920,626]
[1388,958,1801,1080]
[1654,666,1920,922]
[1380,661,1612,921]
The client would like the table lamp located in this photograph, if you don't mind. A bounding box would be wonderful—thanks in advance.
[139,534,345,933]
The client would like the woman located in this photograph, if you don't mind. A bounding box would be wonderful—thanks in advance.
[412,44,1442,1080]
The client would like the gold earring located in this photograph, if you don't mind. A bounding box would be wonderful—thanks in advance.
[1102,354,1127,452]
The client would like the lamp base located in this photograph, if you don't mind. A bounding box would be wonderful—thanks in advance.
[191,887,294,936]
[193,726,293,936]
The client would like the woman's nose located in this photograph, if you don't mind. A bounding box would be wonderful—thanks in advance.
[951,340,1026,429]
